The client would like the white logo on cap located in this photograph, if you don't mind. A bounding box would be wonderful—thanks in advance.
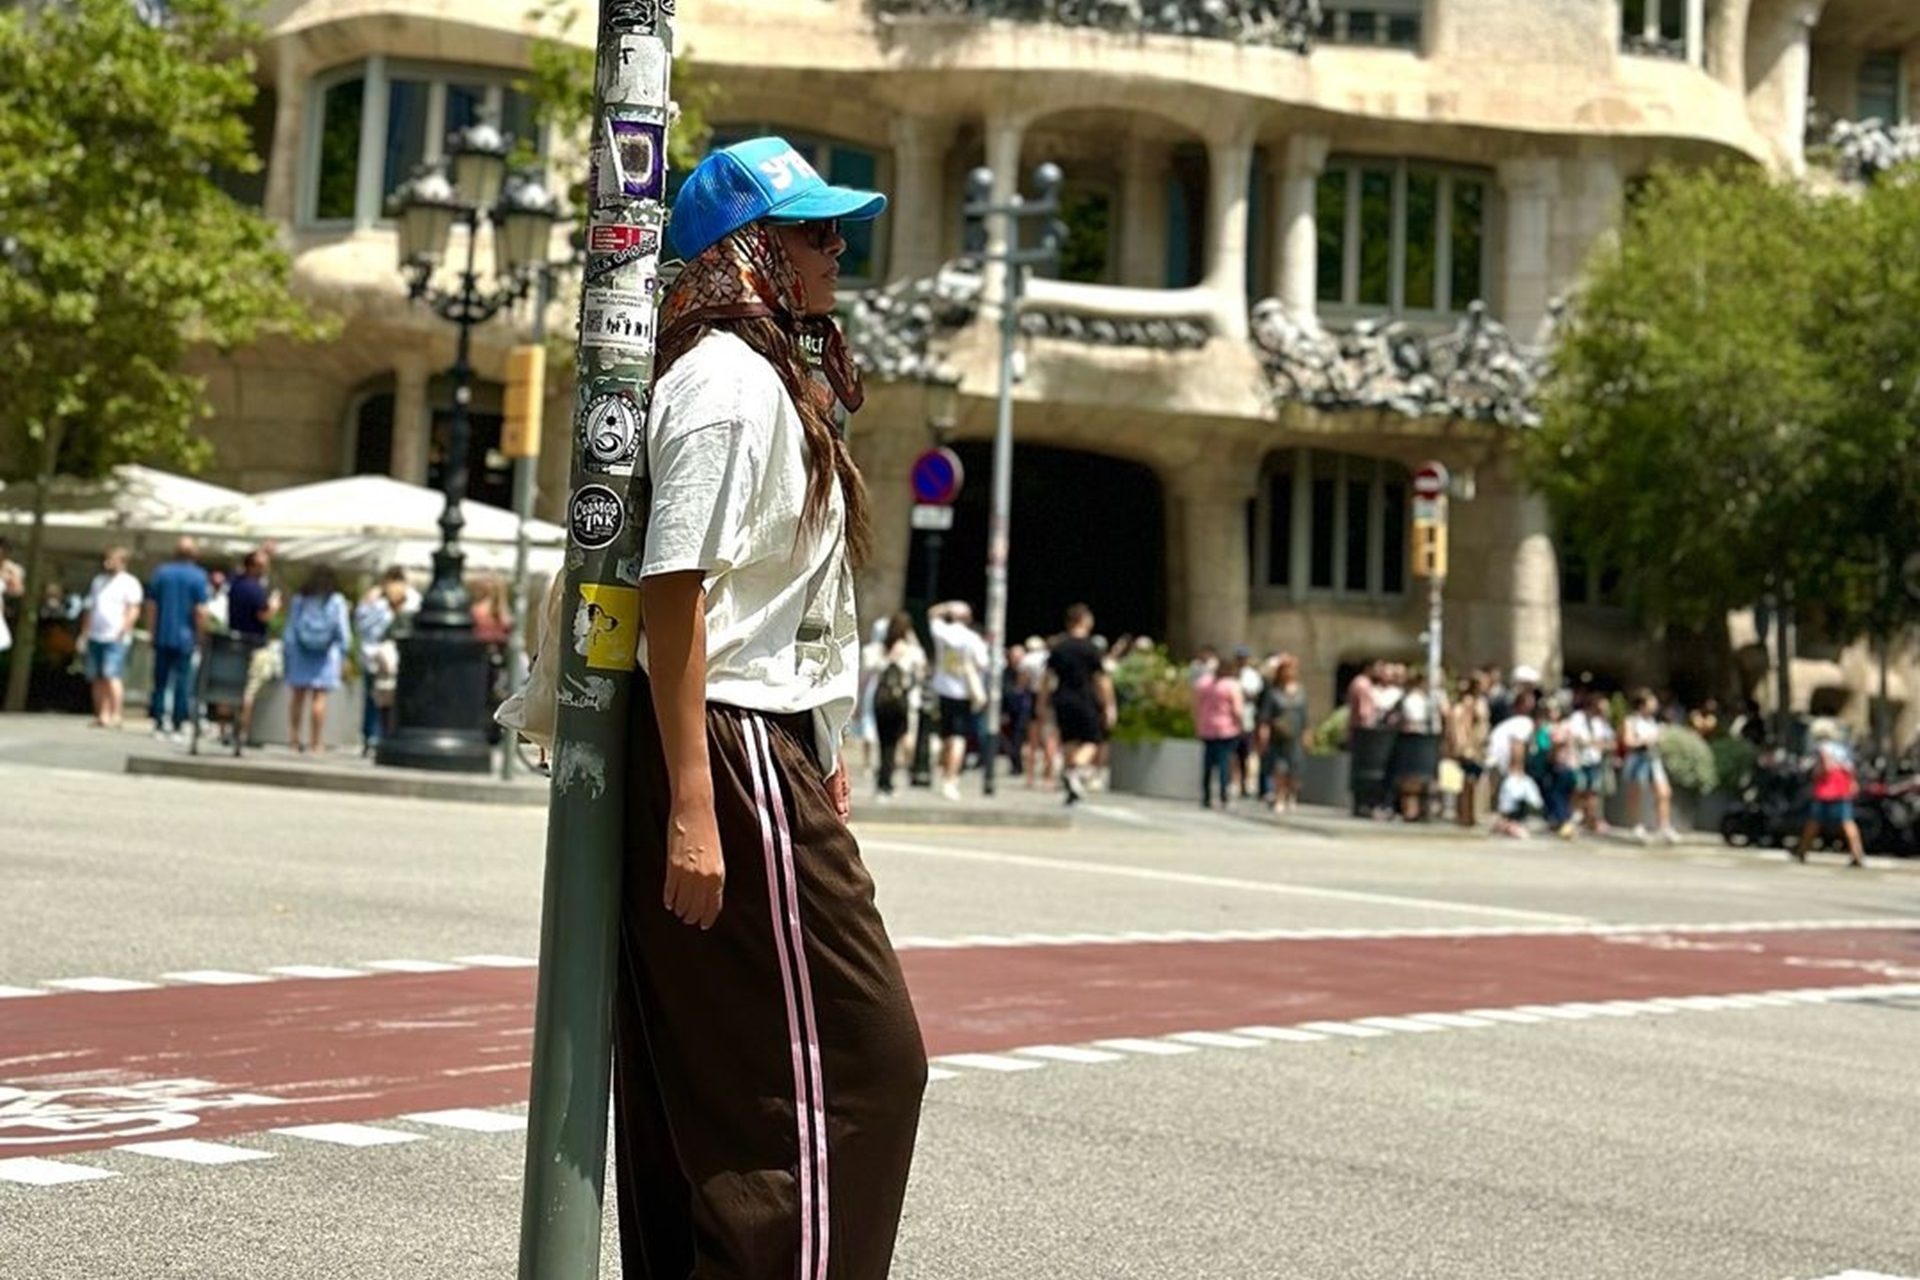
[757,148,820,192]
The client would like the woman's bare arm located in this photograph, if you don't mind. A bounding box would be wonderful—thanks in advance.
[643,570,724,930]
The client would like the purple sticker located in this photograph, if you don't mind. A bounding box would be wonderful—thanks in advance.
[610,119,665,201]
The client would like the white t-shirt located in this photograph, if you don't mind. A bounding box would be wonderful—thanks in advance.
[635,332,859,772]
[929,616,988,702]
[1398,689,1432,732]
[1485,713,1535,774]
[85,571,144,644]
[1237,666,1263,734]
[1570,710,1615,767]
[1624,713,1660,753]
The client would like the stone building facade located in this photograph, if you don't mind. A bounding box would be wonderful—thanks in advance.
[201,0,1920,725]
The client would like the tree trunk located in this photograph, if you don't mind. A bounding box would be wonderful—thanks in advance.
[1773,580,1795,750]
[4,425,64,714]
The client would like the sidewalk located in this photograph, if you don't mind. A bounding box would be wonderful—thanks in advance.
[0,713,1070,827]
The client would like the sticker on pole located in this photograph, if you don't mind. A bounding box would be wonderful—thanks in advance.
[569,484,626,550]
[581,288,655,350]
[599,34,670,108]
[601,117,666,203]
[580,392,643,474]
[574,584,640,671]
[603,0,671,33]
[585,225,661,289]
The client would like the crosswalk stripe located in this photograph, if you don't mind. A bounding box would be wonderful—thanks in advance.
[0,985,47,999]
[119,1139,273,1165]
[272,1123,423,1147]
[1460,1008,1548,1023]
[1013,1044,1126,1064]
[925,1067,959,1081]
[1233,1025,1330,1042]
[1296,1021,1389,1038]
[402,1109,527,1133]
[162,970,271,986]
[451,955,538,968]
[1092,1037,1198,1056]
[1165,1031,1266,1049]
[44,977,158,993]
[931,1053,1047,1073]
[1403,1012,1498,1029]
[0,1157,117,1186]
[1351,1016,1445,1034]
[267,965,366,980]
[364,959,466,973]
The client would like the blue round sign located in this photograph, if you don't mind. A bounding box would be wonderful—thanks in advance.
[911,447,964,507]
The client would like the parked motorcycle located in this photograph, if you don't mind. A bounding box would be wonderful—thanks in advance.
[1719,752,1809,849]
[1857,773,1920,857]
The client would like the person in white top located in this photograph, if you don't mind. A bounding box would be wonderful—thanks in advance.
[927,600,989,801]
[81,546,143,728]
[615,137,923,1280]
[1620,689,1678,843]
[1568,689,1616,835]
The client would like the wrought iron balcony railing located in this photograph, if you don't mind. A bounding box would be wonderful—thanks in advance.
[871,0,1322,54]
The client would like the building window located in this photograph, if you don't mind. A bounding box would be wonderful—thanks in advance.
[1258,450,1410,603]
[1858,50,1906,123]
[709,126,889,284]
[1054,186,1115,284]
[305,60,542,227]
[1315,160,1489,316]
[1318,0,1423,50]
[1620,0,1689,61]
[1560,544,1624,609]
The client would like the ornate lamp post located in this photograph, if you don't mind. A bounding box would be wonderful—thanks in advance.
[376,120,561,774]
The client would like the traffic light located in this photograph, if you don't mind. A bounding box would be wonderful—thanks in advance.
[503,343,546,460]
[1411,518,1449,579]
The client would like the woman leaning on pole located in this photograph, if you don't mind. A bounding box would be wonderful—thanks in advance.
[615,137,926,1279]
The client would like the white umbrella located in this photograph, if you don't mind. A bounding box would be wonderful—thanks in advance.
[0,465,250,557]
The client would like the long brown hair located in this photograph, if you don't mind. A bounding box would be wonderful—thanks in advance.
[655,315,873,567]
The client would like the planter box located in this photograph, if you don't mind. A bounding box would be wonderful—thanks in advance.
[1605,786,1728,833]
[1297,753,1351,808]
[1109,738,1206,803]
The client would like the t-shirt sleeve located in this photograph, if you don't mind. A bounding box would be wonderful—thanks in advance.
[640,355,765,580]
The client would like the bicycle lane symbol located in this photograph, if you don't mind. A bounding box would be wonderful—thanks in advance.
[0,1078,286,1150]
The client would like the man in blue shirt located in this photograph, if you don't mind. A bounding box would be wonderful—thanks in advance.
[144,537,210,739]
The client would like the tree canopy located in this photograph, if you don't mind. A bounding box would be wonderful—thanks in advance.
[0,0,326,708]
[1528,163,1920,638]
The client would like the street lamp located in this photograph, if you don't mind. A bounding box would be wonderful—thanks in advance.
[375,121,562,774]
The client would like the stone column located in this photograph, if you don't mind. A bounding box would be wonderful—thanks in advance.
[1686,0,1706,66]
[1272,134,1330,322]
[1118,134,1169,289]
[264,54,307,224]
[1169,455,1258,654]
[389,353,432,486]
[888,115,955,283]
[1707,0,1752,90]
[982,111,1026,313]
[1203,120,1256,340]
[1508,492,1564,681]
[1496,157,1560,343]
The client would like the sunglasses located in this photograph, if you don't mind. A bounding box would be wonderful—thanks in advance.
[772,217,842,250]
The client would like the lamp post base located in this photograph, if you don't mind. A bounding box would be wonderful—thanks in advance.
[374,628,495,775]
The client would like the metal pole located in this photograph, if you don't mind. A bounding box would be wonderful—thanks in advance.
[1426,572,1444,735]
[980,230,1019,798]
[1774,580,1795,751]
[501,269,549,783]
[517,3,673,1275]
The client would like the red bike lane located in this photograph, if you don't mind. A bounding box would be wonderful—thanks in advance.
[2,925,1916,1158]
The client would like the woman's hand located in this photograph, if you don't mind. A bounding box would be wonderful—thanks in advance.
[827,763,852,822]
[664,795,725,929]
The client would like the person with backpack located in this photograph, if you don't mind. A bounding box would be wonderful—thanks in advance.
[870,610,926,799]
[283,567,351,754]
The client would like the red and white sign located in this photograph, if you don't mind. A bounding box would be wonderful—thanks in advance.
[588,225,659,255]
[1413,461,1450,501]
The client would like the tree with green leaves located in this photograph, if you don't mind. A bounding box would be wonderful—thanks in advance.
[1528,163,1920,664]
[0,0,328,711]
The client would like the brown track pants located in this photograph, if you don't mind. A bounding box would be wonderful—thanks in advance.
[615,685,927,1279]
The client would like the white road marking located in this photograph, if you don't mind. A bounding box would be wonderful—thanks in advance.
[1404,1012,1497,1029]
[1234,1026,1331,1042]
[452,955,539,968]
[1165,1031,1266,1049]
[1351,1016,1445,1034]
[925,1067,959,1081]
[1296,1021,1390,1038]
[1806,1272,1920,1279]
[862,839,1591,923]
[1013,1045,1126,1064]
[0,986,47,999]
[119,1139,273,1165]
[162,970,271,986]
[43,977,158,993]
[364,960,466,973]
[0,1157,117,1186]
[267,965,366,980]
[931,1053,1047,1073]
[402,1109,527,1133]
[1093,1037,1198,1056]
[1076,803,1157,827]
[1460,1008,1549,1023]
[1512,1005,1594,1021]
[272,1123,424,1147]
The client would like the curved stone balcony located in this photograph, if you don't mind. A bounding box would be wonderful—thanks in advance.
[869,0,1318,53]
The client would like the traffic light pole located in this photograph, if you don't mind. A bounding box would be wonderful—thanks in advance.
[517,3,674,1276]
[967,164,1062,798]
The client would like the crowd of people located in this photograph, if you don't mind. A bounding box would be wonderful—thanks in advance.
[7,538,522,756]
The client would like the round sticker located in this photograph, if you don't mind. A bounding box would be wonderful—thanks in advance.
[569,484,626,550]
[582,393,641,467]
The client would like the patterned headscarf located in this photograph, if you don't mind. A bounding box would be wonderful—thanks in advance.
[658,222,865,413]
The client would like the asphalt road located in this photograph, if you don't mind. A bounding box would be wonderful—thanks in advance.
[2,718,1918,1280]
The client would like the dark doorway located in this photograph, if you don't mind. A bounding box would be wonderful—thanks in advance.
[428,376,511,511]
[904,443,1166,644]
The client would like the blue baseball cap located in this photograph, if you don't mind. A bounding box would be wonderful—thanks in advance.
[668,136,888,261]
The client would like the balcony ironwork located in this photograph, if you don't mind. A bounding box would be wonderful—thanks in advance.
[871,0,1322,54]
